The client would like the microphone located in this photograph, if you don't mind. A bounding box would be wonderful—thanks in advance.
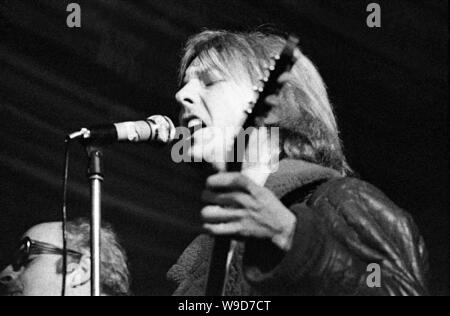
[68,115,176,145]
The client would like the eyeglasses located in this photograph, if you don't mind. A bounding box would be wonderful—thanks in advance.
[11,237,83,272]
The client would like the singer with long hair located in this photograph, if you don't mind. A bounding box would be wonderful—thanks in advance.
[167,29,429,296]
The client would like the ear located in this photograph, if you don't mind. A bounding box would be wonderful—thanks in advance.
[67,256,91,289]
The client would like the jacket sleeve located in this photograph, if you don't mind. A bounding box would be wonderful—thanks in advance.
[243,178,429,296]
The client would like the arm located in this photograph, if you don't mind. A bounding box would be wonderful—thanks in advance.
[242,178,429,296]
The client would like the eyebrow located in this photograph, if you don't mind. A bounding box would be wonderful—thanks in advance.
[183,67,217,84]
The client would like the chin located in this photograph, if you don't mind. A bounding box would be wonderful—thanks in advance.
[188,146,227,171]
[209,160,226,172]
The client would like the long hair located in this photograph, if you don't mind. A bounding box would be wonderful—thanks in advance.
[179,30,352,175]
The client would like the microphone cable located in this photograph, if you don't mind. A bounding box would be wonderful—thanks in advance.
[60,137,71,297]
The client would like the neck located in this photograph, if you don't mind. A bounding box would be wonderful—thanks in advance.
[241,163,274,186]
[241,128,280,186]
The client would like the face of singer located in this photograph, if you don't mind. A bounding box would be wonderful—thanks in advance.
[0,222,90,296]
[176,58,256,170]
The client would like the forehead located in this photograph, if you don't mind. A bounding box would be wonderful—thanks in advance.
[183,55,251,84]
[23,222,62,247]
[184,56,226,79]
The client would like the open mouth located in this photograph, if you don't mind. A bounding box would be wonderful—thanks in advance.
[181,115,207,134]
[187,118,204,129]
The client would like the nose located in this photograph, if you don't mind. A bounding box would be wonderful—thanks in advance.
[175,81,199,109]
[0,265,17,287]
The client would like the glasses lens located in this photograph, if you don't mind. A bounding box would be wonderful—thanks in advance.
[0,258,8,272]
[12,240,29,271]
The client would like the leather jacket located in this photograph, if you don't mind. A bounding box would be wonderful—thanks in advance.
[167,159,429,296]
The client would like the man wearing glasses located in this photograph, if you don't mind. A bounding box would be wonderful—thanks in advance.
[0,218,130,296]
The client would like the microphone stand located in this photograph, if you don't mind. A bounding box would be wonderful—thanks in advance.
[86,144,103,297]
[67,115,175,296]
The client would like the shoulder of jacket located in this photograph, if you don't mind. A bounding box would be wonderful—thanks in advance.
[312,177,391,204]
[309,177,416,232]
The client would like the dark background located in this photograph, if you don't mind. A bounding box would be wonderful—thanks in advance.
[0,0,447,295]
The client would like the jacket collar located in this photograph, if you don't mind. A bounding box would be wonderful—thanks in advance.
[265,159,341,199]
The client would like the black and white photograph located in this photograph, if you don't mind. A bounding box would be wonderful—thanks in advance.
[0,0,447,299]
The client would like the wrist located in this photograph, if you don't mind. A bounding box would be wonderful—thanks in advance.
[272,212,297,252]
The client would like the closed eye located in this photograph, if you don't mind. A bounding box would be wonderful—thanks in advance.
[199,70,225,88]
[204,79,224,87]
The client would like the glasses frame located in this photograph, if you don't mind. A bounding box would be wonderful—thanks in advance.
[12,237,83,272]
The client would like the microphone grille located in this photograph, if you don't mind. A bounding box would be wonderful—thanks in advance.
[146,115,176,144]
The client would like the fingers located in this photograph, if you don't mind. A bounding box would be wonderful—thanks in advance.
[206,173,262,197]
[203,217,268,239]
[202,190,258,209]
[201,206,249,237]
[203,222,243,236]
[202,173,276,239]
[201,205,247,223]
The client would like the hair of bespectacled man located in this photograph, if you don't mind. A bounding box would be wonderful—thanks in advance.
[59,218,131,296]
[179,29,352,176]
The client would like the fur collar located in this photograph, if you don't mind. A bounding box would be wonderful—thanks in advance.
[265,159,341,199]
